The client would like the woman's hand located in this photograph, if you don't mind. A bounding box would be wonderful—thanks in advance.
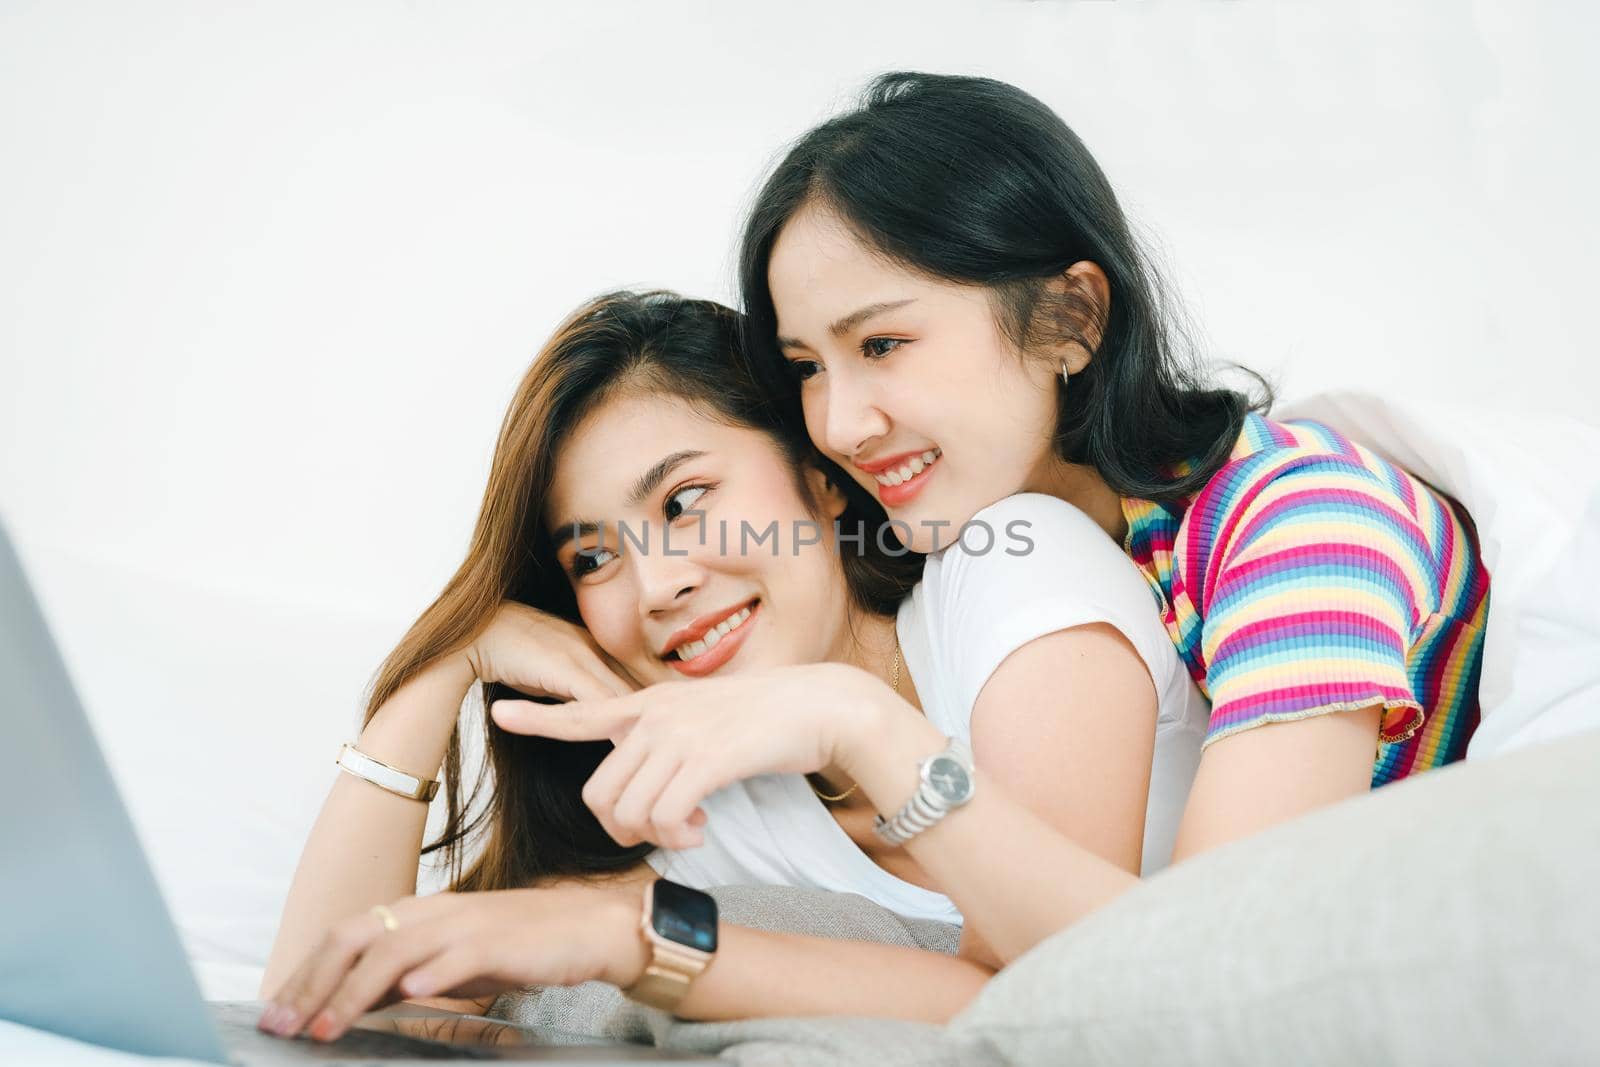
[490,663,942,850]
[257,884,647,1044]
[463,600,638,703]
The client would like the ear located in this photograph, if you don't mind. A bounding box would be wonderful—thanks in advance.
[1038,260,1110,375]
[803,463,850,521]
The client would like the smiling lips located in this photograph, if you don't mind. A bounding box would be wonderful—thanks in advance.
[855,447,941,508]
[662,598,760,677]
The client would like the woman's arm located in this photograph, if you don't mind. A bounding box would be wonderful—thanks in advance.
[705,696,1372,989]
[969,622,1156,874]
[841,700,1141,963]
[260,602,634,1003]
[1171,704,1382,860]
[945,621,1156,966]
[260,881,993,1043]
[494,660,1153,965]
[856,704,1386,959]
[688,925,990,1022]
[260,654,477,1002]
[498,660,1378,966]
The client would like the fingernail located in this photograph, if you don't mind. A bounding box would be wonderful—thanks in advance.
[256,1004,280,1032]
[263,1004,296,1036]
[310,1010,340,1042]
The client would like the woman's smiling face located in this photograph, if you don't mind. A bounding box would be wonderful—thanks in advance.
[767,202,1066,553]
[545,390,854,686]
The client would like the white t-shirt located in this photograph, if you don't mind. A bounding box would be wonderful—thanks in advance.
[646,493,1211,923]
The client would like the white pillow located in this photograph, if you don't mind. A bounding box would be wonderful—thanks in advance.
[1276,390,1600,757]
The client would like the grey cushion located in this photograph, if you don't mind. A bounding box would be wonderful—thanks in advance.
[950,727,1600,1066]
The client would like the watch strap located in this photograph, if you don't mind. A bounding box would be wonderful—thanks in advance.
[873,737,974,846]
[625,940,714,1011]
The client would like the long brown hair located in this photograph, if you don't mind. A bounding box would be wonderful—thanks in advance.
[362,290,923,892]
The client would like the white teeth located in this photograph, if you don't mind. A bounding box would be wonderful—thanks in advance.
[873,448,941,487]
[671,605,754,661]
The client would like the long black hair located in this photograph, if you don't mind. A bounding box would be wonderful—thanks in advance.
[370,290,923,892]
[738,71,1270,504]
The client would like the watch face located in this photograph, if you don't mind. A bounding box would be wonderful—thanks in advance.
[651,880,718,953]
[927,755,972,804]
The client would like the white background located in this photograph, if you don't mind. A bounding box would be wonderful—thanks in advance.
[2,1,1596,997]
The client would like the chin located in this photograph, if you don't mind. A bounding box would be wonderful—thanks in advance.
[889,496,950,552]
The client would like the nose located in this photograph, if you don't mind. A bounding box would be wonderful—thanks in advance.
[818,361,891,460]
[630,525,706,618]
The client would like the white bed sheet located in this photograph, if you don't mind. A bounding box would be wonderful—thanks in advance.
[0,1019,217,1067]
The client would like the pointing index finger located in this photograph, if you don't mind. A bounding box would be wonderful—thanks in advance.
[490,696,638,742]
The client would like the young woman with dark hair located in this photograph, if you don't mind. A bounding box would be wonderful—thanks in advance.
[258,289,1208,1040]
[730,73,1488,822]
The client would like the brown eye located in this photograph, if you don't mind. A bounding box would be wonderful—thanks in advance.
[860,337,903,359]
[788,359,821,382]
[571,546,616,578]
[664,484,708,522]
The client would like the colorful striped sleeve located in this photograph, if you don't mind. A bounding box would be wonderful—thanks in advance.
[1193,452,1433,747]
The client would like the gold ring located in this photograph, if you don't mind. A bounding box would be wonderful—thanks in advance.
[370,903,400,932]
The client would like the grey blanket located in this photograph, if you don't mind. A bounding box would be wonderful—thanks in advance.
[487,885,986,1065]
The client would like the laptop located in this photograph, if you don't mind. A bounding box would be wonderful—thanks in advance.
[0,519,714,1064]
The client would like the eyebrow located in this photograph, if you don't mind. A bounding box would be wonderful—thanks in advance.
[628,449,706,507]
[776,299,917,351]
[547,449,707,551]
[547,520,604,554]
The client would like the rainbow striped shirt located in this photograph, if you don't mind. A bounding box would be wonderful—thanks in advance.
[1121,412,1491,787]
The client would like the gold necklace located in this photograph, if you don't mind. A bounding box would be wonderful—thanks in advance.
[810,637,901,804]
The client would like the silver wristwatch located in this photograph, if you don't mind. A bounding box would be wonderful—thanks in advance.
[873,737,976,846]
